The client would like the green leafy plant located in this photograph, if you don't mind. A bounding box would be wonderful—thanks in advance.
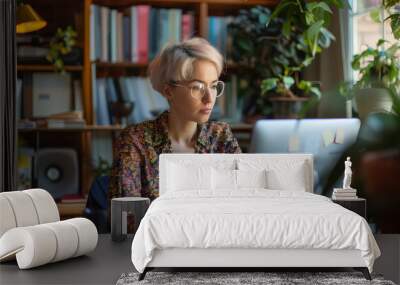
[385,0,400,39]
[46,26,77,72]
[351,39,400,90]
[268,0,346,57]
[229,5,331,116]
[259,0,346,99]
[371,0,400,39]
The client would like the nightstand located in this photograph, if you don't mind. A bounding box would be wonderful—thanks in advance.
[332,198,366,219]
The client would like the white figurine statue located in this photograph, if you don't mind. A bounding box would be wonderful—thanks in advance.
[342,157,353,189]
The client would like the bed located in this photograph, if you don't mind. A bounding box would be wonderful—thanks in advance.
[131,154,381,281]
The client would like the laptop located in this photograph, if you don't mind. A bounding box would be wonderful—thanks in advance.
[249,118,361,194]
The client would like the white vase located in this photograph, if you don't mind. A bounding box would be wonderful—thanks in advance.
[354,88,393,120]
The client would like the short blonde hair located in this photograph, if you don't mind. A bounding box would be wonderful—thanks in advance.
[148,37,224,93]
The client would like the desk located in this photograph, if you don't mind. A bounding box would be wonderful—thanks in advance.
[0,234,133,285]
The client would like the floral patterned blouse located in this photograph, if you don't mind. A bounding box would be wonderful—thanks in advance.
[108,110,242,205]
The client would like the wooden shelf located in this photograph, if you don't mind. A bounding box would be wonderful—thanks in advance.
[94,61,245,71]
[95,61,148,68]
[230,123,253,132]
[17,64,83,72]
[93,0,277,7]
[57,201,86,218]
[18,124,252,132]
[18,125,124,132]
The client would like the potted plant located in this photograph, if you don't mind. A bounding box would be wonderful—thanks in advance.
[263,0,348,118]
[350,39,400,120]
[229,1,345,120]
[46,25,77,73]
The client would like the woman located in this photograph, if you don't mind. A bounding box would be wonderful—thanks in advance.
[108,37,241,205]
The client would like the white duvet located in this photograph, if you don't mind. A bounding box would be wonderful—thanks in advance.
[131,189,380,273]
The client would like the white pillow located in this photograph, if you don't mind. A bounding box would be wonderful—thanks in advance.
[166,158,236,170]
[237,158,308,191]
[236,169,267,188]
[211,168,267,191]
[167,162,212,191]
[265,163,307,191]
[212,168,237,190]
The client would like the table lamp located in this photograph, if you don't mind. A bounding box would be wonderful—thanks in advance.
[16,4,47,34]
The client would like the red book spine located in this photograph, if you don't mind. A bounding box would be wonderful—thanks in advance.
[137,5,149,63]
[182,14,191,41]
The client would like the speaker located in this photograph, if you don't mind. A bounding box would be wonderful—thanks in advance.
[36,148,79,199]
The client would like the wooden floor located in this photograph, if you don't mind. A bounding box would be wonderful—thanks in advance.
[0,234,398,284]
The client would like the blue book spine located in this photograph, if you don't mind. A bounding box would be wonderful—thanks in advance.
[110,10,117,63]
[96,79,111,125]
[174,9,182,44]
[149,8,159,59]
[123,16,130,61]
[160,9,169,49]
[90,5,96,61]
[95,5,101,60]
[91,63,97,123]
[214,17,220,49]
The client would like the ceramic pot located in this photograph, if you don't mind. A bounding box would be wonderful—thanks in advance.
[354,88,393,120]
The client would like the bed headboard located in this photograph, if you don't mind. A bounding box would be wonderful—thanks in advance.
[159,153,314,196]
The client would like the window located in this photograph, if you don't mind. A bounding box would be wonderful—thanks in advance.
[349,0,397,80]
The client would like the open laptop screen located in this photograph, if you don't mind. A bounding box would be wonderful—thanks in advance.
[249,118,361,194]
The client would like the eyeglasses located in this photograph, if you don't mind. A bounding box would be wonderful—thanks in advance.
[170,80,225,100]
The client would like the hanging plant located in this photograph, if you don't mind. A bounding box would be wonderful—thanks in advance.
[46,26,77,73]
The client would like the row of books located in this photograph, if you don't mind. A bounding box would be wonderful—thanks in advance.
[92,71,169,125]
[90,4,195,63]
[208,16,234,59]
[92,74,242,126]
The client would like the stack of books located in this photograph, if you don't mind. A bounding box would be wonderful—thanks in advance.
[45,111,86,128]
[332,188,358,200]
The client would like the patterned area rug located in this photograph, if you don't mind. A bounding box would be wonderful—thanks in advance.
[116,271,395,285]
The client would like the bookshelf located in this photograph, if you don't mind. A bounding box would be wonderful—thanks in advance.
[18,125,125,132]
[18,123,251,133]
[17,64,83,72]
[17,0,277,217]
[57,201,87,219]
